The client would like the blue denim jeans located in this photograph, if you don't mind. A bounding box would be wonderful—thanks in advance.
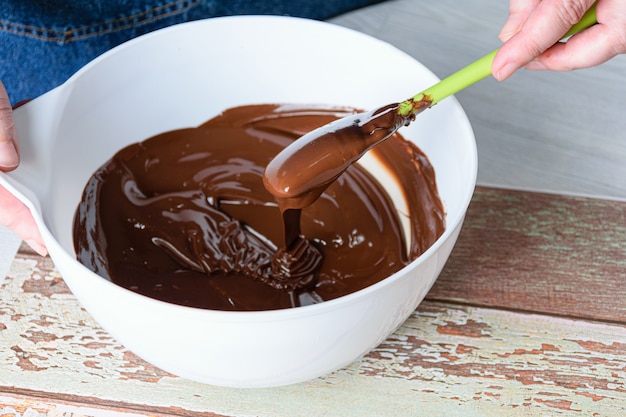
[1,0,381,104]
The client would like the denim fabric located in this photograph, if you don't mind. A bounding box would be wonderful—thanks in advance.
[1,0,381,104]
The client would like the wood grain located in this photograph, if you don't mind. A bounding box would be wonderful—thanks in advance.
[430,187,626,322]
[2,259,626,416]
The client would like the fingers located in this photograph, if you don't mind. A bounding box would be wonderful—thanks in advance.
[526,23,625,71]
[529,0,626,71]
[493,0,597,81]
[0,81,20,171]
[0,184,47,256]
[0,81,47,256]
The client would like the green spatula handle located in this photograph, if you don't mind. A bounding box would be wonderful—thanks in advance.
[398,3,598,116]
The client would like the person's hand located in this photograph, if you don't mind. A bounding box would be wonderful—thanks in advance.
[0,81,47,256]
[493,0,626,81]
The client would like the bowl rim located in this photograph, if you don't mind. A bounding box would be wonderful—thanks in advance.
[19,14,479,321]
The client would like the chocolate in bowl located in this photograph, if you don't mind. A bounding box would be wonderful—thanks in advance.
[73,104,445,311]
[2,16,476,387]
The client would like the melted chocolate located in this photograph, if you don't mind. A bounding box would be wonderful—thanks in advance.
[264,99,430,210]
[73,104,444,311]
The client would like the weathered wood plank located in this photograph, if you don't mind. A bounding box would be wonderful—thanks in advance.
[2,239,626,416]
[0,393,230,417]
[0,392,211,417]
[430,187,626,322]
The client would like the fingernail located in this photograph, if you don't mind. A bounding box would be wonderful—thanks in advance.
[26,239,48,257]
[0,140,19,169]
[494,63,518,81]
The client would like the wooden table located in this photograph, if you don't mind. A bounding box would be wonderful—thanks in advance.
[1,186,625,416]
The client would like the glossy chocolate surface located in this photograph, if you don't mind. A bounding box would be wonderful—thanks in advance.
[73,104,444,310]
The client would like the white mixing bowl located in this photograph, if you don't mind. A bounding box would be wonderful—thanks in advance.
[1,15,476,388]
